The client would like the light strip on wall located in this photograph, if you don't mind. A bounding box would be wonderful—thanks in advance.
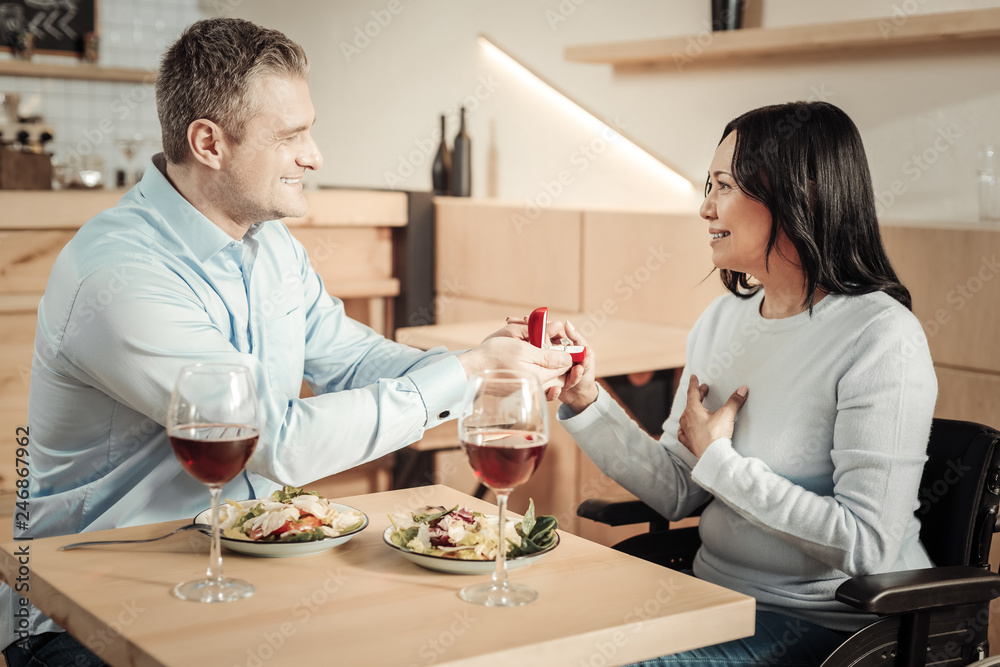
[478,33,695,192]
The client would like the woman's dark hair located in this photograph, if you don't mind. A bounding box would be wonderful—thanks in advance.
[715,101,911,310]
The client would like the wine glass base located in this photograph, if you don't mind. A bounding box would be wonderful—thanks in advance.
[459,581,538,606]
[173,577,254,603]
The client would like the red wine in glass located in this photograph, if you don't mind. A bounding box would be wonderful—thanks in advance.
[457,369,549,607]
[169,424,258,486]
[462,429,547,491]
[167,363,259,603]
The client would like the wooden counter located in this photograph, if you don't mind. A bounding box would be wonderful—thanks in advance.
[880,223,1000,432]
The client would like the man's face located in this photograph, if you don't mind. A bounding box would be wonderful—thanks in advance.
[219,75,322,227]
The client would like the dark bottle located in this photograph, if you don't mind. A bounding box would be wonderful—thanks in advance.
[450,106,471,197]
[431,114,450,195]
[711,0,745,30]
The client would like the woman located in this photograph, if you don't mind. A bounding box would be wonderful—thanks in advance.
[558,101,937,666]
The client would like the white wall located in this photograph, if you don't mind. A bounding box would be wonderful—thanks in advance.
[231,0,1000,222]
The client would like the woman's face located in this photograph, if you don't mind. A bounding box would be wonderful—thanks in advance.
[699,131,778,277]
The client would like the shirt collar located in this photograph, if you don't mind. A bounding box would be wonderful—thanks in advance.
[136,154,266,262]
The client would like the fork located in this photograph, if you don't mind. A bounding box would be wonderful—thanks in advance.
[58,523,212,551]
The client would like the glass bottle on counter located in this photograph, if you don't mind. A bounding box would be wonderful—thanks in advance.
[980,144,999,225]
[431,114,450,195]
[451,107,471,197]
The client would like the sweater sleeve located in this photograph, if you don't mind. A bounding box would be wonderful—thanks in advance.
[690,310,937,576]
[558,313,716,521]
[559,384,713,520]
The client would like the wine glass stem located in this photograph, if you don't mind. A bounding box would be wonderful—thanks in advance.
[492,491,510,592]
[207,486,224,584]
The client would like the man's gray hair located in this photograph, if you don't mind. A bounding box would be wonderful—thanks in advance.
[155,18,309,164]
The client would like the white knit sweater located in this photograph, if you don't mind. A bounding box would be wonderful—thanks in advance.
[559,290,938,632]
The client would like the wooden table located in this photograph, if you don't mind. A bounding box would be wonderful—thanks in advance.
[0,485,754,666]
[395,315,689,378]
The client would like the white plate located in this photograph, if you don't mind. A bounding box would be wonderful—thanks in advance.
[382,525,559,574]
[193,499,368,558]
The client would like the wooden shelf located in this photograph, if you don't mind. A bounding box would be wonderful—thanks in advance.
[565,8,1000,67]
[0,58,153,83]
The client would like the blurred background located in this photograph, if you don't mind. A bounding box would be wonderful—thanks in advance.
[1,0,998,219]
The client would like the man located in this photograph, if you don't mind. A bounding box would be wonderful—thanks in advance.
[1,18,572,666]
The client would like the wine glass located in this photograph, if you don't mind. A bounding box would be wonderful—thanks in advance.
[458,369,549,606]
[167,363,260,603]
[115,133,144,189]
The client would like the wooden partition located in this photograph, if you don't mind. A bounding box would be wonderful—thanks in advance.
[435,201,725,327]
[582,210,724,328]
[881,223,1000,426]
[435,198,583,320]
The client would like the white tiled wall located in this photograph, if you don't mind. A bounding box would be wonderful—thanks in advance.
[0,0,210,187]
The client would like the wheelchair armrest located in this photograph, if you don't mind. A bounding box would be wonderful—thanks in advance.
[576,496,666,527]
[835,565,1000,615]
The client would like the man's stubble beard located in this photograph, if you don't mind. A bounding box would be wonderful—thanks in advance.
[217,166,298,229]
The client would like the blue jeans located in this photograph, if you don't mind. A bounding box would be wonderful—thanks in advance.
[628,611,849,667]
[2,632,106,667]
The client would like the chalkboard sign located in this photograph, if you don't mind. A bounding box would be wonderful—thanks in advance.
[0,0,97,57]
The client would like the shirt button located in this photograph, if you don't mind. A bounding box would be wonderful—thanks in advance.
[438,410,450,420]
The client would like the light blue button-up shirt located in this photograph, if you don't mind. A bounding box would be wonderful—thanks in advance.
[2,155,466,648]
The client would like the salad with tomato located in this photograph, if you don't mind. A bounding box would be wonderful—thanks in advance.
[220,487,365,543]
[387,499,558,560]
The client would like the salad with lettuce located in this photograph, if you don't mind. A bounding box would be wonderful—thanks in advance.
[387,499,558,560]
[219,486,365,543]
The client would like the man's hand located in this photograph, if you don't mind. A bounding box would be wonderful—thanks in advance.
[474,314,580,400]
[457,336,572,401]
[489,315,570,347]
[557,321,598,413]
[677,374,748,458]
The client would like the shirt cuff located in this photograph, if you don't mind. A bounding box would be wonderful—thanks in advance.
[690,437,736,492]
[556,385,613,430]
[407,355,468,428]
